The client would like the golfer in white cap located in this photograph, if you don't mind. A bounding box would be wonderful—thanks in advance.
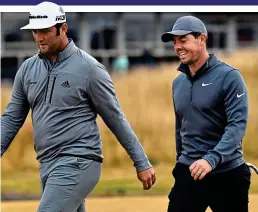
[1,1,156,211]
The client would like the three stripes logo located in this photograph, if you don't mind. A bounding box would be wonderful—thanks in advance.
[61,80,70,88]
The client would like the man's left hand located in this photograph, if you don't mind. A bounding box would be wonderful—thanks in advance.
[189,159,212,181]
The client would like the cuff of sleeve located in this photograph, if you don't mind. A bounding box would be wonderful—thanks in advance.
[135,159,152,172]
[202,153,220,170]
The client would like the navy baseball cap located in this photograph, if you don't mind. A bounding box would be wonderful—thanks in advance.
[161,15,208,43]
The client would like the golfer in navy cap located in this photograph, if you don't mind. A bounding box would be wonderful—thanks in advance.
[162,15,251,212]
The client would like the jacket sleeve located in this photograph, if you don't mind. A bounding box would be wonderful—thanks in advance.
[1,64,30,157]
[203,70,248,169]
[172,81,182,161]
[88,63,152,172]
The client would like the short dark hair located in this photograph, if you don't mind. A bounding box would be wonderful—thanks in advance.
[55,23,65,36]
[190,32,201,38]
[190,32,208,44]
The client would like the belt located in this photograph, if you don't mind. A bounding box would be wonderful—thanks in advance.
[58,153,103,163]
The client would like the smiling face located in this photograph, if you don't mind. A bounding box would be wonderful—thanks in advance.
[32,23,68,59]
[172,33,207,65]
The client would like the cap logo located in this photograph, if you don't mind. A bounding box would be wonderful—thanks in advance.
[29,15,48,19]
[59,6,65,14]
[56,15,65,21]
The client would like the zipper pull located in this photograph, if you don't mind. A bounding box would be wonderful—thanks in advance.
[49,72,58,104]
[44,72,51,104]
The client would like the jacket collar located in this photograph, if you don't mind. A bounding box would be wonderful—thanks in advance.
[38,38,78,62]
[177,54,220,80]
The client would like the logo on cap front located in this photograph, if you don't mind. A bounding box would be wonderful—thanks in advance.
[29,14,48,19]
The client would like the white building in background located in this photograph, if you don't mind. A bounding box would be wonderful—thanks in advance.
[1,12,258,78]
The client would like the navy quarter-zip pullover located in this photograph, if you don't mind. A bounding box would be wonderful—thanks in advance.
[1,39,152,172]
[172,54,248,173]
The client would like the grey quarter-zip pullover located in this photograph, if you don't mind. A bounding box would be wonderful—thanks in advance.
[1,39,152,172]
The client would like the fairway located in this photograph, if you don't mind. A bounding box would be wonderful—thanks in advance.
[2,194,258,212]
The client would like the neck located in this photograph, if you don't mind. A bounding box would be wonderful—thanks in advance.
[189,51,209,76]
[49,37,69,62]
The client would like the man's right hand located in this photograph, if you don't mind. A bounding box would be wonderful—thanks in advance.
[137,167,156,190]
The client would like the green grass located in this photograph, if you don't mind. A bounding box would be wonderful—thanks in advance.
[1,171,41,195]
[1,164,173,197]
[2,163,258,198]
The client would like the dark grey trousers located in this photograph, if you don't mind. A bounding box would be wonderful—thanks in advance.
[38,156,101,212]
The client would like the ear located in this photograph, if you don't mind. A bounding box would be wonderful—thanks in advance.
[200,34,207,46]
[60,23,68,35]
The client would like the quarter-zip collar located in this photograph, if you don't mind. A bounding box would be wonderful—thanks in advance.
[38,38,78,62]
[177,54,220,80]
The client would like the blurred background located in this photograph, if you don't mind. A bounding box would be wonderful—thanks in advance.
[2,12,258,79]
[1,12,258,210]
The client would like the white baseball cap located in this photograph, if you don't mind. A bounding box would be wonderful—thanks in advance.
[20,1,66,30]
